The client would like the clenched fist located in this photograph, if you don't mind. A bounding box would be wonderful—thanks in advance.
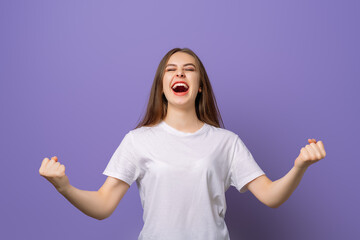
[39,156,70,193]
[294,139,327,169]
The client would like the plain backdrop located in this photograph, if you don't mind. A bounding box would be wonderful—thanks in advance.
[1,0,359,239]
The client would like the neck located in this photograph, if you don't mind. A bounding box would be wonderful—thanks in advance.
[164,103,203,132]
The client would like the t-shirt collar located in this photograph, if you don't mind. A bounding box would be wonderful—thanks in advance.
[159,120,209,137]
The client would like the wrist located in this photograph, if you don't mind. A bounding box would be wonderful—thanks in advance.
[293,164,309,172]
[57,183,71,195]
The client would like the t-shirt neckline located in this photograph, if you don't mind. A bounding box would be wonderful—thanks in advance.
[159,120,209,137]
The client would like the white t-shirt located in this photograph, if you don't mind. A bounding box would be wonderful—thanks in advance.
[103,120,265,240]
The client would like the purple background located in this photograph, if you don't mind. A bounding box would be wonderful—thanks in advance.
[1,0,359,239]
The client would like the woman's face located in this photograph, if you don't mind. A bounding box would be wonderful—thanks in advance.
[162,52,201,108]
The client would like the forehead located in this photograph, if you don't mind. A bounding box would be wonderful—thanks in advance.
[167,52,196,65]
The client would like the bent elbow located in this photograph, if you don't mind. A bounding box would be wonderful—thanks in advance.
[96,213,109,221]
[267,202,281,209]
[97,216,107,221]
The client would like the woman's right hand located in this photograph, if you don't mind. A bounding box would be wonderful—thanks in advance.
[39,156,70,193]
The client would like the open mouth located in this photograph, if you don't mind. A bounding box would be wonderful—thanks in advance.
[172,85,189,93]
[171,83,189,95]
[171,81,189,95]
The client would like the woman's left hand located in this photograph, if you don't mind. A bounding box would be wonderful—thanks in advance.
[294,139,327,169]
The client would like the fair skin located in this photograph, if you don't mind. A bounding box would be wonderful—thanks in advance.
[39,52,327,222]
[162,51,204,133]
[246,138,326,208]
[39,156,129,220]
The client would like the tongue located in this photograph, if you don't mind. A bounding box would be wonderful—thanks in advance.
[173,86,188,93]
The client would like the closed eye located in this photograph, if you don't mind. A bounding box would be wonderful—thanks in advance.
[167,69,195,71]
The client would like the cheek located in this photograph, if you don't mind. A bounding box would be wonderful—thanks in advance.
[163,74,173,83]
[162,78,171,91]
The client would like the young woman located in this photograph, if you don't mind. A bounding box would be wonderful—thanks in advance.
[39,48,326,240]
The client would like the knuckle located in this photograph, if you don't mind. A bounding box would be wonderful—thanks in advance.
[40,170,48,177]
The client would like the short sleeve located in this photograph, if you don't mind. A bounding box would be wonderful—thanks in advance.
[102,131,140,187]
[229,135,265,193]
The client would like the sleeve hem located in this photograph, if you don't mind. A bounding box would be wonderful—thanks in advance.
[102,170,133,187]
[238,171,266,193]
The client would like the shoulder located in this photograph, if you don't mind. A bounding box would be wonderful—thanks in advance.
[204,125,241,148]
[127,124,160,141]
[127,126,151,139]
[209,124,239,140]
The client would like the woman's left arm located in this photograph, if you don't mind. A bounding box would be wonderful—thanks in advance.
[246,139,327,208]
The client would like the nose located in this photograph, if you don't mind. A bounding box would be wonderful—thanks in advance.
[176,69,185,78]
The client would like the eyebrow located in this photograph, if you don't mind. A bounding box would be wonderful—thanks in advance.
[166,63,196,68]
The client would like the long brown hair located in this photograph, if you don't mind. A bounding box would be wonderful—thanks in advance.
[134,47,225,129]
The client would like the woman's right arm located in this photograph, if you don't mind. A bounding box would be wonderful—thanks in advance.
[39,156,130,220]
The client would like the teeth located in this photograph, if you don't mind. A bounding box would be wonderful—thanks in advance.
[172,83,189,89]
